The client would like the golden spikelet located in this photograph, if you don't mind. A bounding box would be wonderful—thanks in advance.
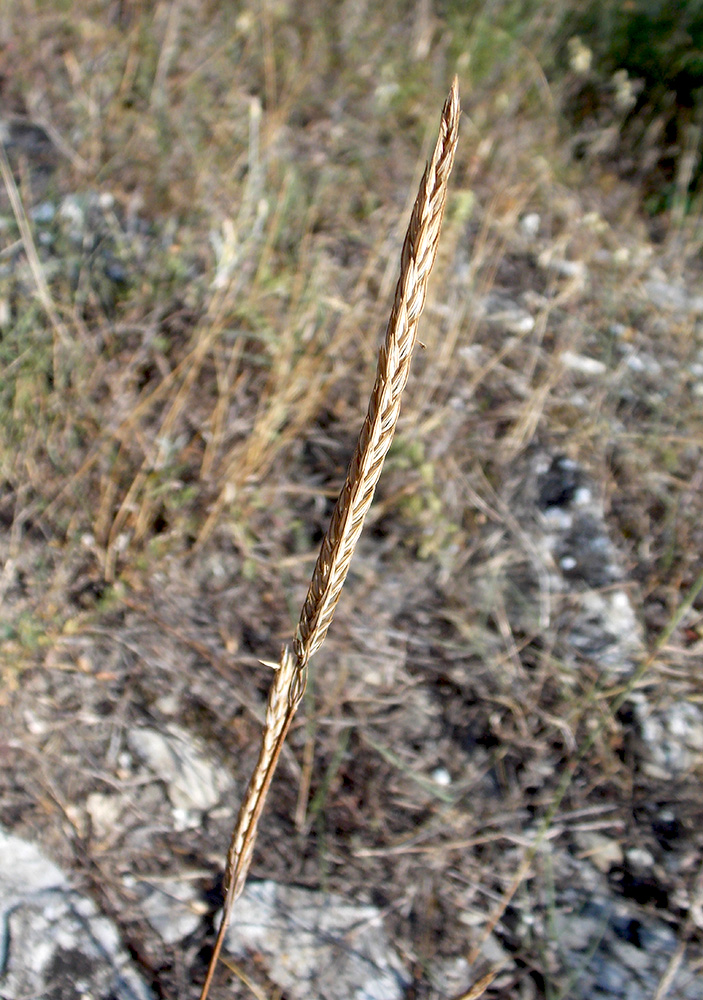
[199,78,459,1000]
[295,78,461,667]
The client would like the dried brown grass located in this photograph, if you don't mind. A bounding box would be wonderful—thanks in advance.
[198,78,460,1000]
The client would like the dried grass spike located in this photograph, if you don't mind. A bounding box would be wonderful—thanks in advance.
[294,77,460,667]
[199,79,459,999]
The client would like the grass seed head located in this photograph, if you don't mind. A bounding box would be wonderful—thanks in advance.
[199,79,459,1000]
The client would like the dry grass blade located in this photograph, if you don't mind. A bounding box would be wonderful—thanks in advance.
[0,143,73,382]
[199,78,460,1000]
[451,968,501,1000]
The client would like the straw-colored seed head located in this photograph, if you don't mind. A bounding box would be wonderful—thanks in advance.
[199,79,459,1000]
[294,79,460,668]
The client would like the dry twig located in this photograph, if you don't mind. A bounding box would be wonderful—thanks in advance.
[199,78,460,999]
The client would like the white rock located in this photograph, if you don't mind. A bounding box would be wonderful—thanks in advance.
[538,252,586,280]
[138,877,206,944]
[225,880,410,1000]
[477,293,535,334]
[0,828,153,999]
[561,351,607,376]
[127,724,232,818]
[626,847,655,871]
[521,212,541,237]
[645,278,703,314]
[634,698,703,777]
[86,792,124,839]
[431,766,452,786]
[0,828,66,905]
[576,832,623,873]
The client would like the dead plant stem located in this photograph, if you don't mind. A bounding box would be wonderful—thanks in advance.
[198,78,460,999]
